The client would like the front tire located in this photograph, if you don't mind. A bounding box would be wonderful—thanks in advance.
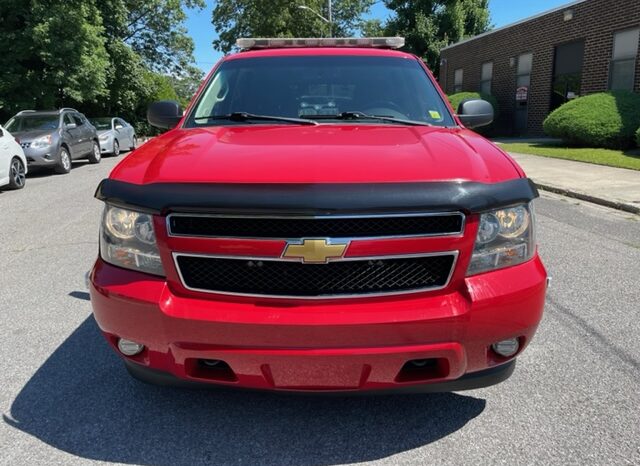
[8,157,26,189]
[54,147,72,174]
[130,135,137,151]
[113,139,120,156]
[88,141,101,164]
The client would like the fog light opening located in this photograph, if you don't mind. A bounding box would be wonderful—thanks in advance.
[492,338,520,358]
[117,338,145,356]
[201,359,222,368]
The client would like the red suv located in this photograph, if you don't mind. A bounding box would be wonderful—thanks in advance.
[90,38,547,393]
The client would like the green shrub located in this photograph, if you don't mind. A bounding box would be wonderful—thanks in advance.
[543,92,640,149]
[636,126,640,148]
[447,92,499,118]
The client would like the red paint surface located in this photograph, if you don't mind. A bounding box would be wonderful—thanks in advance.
[92,47,545,391]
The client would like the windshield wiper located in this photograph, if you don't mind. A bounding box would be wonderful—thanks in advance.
[194,112,318,126]
[307,111,432,127]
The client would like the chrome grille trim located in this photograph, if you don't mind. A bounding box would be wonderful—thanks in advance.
[172,251,459,299]
[166,212,466,240]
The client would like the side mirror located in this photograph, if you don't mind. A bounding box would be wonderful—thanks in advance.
[147,101,183,129]
[115,124,124,130]
[456,99,494,129]
[65,123,77,129]
[0,128,4,138]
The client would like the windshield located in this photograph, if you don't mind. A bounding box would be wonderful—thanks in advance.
[186,55,455,127]
[90,118,112,130]
[5,115,60,132]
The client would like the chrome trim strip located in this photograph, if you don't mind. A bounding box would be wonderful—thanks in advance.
[166,212,466,240]
[171,250,459,300]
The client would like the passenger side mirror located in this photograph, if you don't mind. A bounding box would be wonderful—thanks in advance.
[456,99,494,129]
[0,128,4,138]
[147,101,183,129]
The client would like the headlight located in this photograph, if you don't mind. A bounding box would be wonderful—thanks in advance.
[99,134,110,142]
[100,205,165,276]
[32,135,53,148]
[467,203,536,276]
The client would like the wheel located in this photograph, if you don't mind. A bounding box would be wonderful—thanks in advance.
[130,135,137,151]
[88,141,101,164]
[54,147,72,174]
[113,139,120,156]
[8,157,26,189]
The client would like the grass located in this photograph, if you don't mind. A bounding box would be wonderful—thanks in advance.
[499,142,640,171]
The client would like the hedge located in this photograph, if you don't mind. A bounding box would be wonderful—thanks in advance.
[543,92,640,149]
[636,126,640,148]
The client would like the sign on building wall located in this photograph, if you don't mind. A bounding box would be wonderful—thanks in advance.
[515,86,529,101]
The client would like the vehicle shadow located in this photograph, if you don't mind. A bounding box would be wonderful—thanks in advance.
[4,317,486,466]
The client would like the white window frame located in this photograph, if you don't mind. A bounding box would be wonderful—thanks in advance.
[454,68,464,93]
[609,28,639,91]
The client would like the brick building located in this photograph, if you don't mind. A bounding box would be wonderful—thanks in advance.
[439,0,640,135]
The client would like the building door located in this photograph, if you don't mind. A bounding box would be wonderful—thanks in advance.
[551,40,585,112]
[514,53,533,135]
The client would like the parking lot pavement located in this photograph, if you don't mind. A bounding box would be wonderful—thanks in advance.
[0,159,639,466]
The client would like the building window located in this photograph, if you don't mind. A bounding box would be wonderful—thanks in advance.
[480,62,493,94]
[609,28,639,91]
[517,53,533,89]
[551,40,585,111]
[454,68,463,93]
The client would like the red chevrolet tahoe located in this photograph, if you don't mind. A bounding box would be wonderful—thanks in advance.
[90,38,547,393]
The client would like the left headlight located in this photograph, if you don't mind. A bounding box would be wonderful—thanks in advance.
[100,205,165,276]
[32,135,53,148]
[467,203,536,276]
[99,133,111,142]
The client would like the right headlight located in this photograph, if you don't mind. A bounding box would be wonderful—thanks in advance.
[100,205,165,276]
[467,202,536,276]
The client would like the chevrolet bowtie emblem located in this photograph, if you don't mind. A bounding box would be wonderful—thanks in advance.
[283,239,349,264]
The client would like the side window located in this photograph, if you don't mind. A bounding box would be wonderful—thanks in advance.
[64,114,75,126]
[73,114,85,126]
[115,119,125,129]
[609,28,639,91]
[480,62,493,94]
[454,69,464,93]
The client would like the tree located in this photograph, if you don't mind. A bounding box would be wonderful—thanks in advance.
[0,0,109,117]
[384,0,490,71]
[212,0,376,54]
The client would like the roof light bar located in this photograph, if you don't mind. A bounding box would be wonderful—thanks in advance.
[236,37,405,50]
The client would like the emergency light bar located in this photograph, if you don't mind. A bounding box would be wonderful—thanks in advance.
[236,37,405,50]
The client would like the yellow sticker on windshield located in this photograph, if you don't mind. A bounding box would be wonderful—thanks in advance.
[429,110,442,120]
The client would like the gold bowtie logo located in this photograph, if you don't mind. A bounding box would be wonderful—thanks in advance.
[283,239,349,264]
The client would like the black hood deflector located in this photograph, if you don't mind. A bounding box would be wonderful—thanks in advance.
[95,178,539,215]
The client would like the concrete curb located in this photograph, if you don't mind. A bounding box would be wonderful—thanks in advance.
[534,182,640,215]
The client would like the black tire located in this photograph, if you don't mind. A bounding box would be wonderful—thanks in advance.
[54,147,72,174]
[113,139,120,156]
[130,135,137,151]
[88,141,101,164]
[8,157,26,190]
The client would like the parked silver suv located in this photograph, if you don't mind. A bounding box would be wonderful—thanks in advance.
[5,108,101,174]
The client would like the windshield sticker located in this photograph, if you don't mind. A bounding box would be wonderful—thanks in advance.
[429,110,442,120]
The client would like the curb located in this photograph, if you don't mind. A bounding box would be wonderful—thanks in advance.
[534,182,640,215]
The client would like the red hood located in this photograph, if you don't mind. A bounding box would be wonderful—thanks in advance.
[110,125,522,185]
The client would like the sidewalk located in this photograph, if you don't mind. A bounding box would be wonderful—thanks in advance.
[507,152,640,214]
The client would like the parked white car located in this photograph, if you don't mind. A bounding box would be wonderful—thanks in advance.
[0,124,27,190]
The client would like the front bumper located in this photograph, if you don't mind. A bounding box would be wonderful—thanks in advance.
[90,255,547,392]
[24,146,58,167]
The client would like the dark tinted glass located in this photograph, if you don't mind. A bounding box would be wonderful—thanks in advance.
[188,56,454,127]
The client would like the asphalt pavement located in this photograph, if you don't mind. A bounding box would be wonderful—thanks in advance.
[0,156,639,466]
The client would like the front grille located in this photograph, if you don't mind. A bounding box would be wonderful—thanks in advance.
[168,213,464,239]
[175,253,456,298]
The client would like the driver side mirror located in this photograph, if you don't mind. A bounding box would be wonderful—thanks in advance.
[147,101,183,129]
[65,123,77,129]
[456,99,494,129]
